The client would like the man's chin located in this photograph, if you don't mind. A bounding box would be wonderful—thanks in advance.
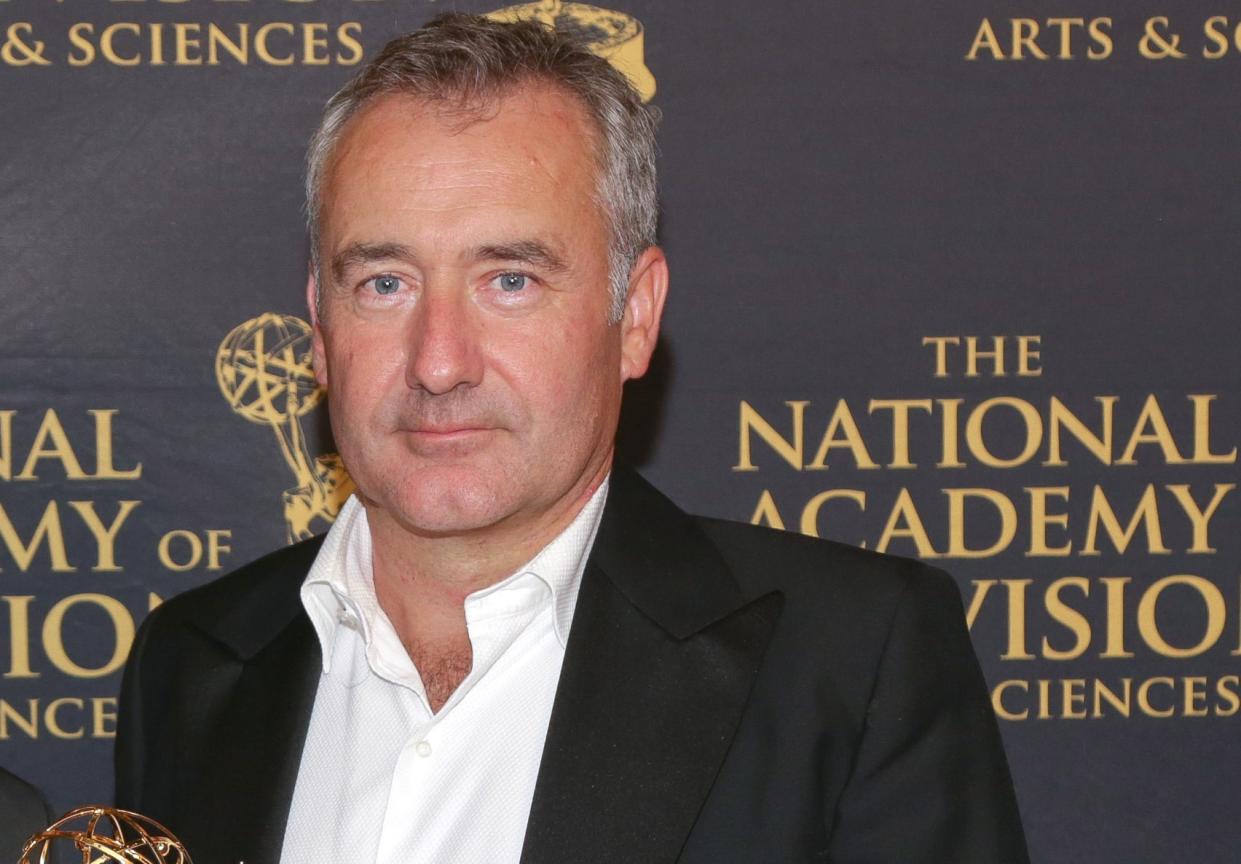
[363,467,517,537]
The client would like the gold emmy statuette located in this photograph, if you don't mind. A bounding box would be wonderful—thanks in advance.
[486,0,656,101]
[18,806,191,864]
[216,313,354,543]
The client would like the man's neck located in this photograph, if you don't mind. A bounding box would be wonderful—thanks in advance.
[363,460,608,673]
[362,463,608,712]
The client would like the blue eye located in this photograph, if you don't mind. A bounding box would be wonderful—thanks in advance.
[371,275,401,295]
[497,273,527,292]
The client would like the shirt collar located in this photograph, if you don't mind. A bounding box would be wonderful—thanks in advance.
[301,476,610,672]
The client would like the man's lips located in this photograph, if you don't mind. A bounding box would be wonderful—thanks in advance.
[403,425,496,436]
[397,425,500,448]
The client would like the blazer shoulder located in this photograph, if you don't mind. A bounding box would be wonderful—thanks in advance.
[692,515,957,611]
[156,535,322,619]
[0,768,50,859]
[687,516,982,762]
[0,767,49,820]
[136,534,324,658]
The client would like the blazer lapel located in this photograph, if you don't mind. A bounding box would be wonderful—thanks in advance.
[192,618,319,864]
[520,470,783,864]
[174,540,324,864]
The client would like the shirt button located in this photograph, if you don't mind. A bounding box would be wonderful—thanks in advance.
[415,740,432,758]
[337,608,356,627]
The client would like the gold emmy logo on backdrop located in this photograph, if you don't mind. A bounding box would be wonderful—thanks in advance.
[486,0,656,101]
[216,313,354,543]
[19,807,191,863]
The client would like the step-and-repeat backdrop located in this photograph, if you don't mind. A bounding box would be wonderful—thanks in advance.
[2,1,1238,861]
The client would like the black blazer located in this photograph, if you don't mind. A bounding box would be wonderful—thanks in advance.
[116,468,1028,863]
[0,767,52,862]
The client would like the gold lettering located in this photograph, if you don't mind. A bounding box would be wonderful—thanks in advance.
[875,488,939,558]
[67,22,96,66]
[1087,17,1113,59]
[736,400,806,470]
[42,594,134,678]
[1015,334,1042,374]
[44,697,85,739]
[1189,395,1236,463]
[17,410,86,480]
[100,22,142,66]
[0,501,73,573]
[1137,676,1175,718]
[150,22,166,65]
[1036,678,1051,719]
[965,397,1043,468]
[1002,580,1035,660]
[173,22,203,65]
[335,22,363,65]
[1117,394,1186,464]
[748,489,785,530]
[1137,574,1225,658]
[868,399,932,468]
[1182,676,1209,718]
[964,335,1005,376]
[944,488,1016,558]
[1166,483,1234,553]
[922,335,960,374]
[1045,19,1083,59]
[936,398,965,467]
[0,700,38,740]
[1060,678,1087,719]
[158,529,203,571]
[1010,19,1049,60]
[3,596,37,678]
[1236,574,1241,657]
[1044,396,1115,466]
[92,697,118,738]
[1026,486,1071,556]
[255,21,296,66]
[1216,676,1240,716]
[0,411,10,479]
[1100,577,1134,658]
[67,500,140,571]
[205,528,231,570]
[807,400,878,470]
[992,680,1028,720]
[1092,677,1131,717]
[1043,577,1090,660]
[302,21,329,65]
[207,22,248,65]
[1082,485,1169,555]
[1203,16,1229,59]
[964,579,994,631]
[800,489,864,539]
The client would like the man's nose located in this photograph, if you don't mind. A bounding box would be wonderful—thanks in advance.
[405,287,484,394]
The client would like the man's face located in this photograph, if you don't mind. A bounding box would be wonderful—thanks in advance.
[310,85,664,540]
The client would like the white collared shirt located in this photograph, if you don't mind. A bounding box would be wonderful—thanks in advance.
[280,479,609,864]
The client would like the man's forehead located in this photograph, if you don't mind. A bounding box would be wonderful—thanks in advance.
[327,83,601,181]
[317,83,608,260]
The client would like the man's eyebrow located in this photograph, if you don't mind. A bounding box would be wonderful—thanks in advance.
[470,240,569,274]
[330,242,415,284]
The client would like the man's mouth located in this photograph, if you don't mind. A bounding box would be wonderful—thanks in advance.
[398,425,500,451]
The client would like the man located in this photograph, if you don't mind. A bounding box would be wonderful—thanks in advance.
[0,766,52,861]
[116,13,1028,864]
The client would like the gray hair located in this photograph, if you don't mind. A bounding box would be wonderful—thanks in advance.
[305,12,659,323]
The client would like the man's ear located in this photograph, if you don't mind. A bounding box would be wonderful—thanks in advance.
[306,270,328,389]
[619,246,669,382]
